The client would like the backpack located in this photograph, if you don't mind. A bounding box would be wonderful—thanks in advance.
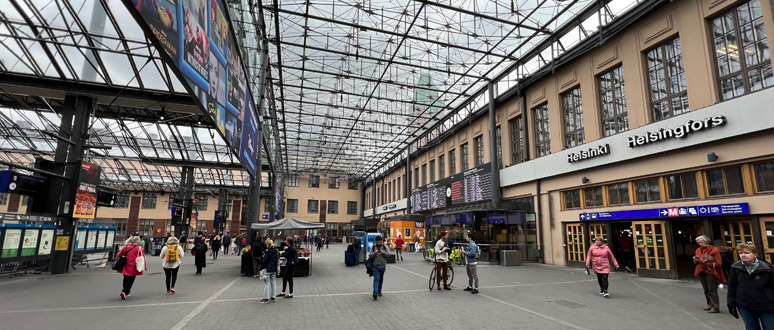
[475,245,481,260]
[166,244,179,263]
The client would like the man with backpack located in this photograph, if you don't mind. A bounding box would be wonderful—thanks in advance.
[462,235,479,294]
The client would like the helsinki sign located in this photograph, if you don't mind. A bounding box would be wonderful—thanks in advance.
[579,203,749,221]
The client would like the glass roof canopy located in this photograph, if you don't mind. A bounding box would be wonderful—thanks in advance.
[0,0,272,192]
[263,0,647,179]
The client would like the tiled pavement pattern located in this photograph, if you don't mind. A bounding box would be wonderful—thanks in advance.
[0,244,743,330]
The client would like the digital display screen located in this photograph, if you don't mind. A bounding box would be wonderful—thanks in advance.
[410,163,493,212]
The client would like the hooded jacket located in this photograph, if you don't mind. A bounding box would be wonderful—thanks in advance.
[586,244,618,274]
[728,259,774,312]
[261,246,279,273]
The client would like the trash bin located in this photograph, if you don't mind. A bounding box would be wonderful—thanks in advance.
[500,250,521,266]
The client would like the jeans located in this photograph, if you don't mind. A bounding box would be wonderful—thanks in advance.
[738,307,774,330]
[282,265,296,294]
[466,263,478,288]
[354,248,361,265]
[237,244,243,256]
[264,272,277,299]
[212,250,219,259]
[596,273,609,292]
[372,266,386,293]
[698,272,719,309]
[163,267,179,291]
[436,261,449,287]
[253,258,262,276]
[223,245,228,255]
[122,275,136,294]
[395,247,403,261]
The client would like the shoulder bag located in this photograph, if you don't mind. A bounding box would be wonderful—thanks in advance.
[135,247,146,272]
[111,245,132,271]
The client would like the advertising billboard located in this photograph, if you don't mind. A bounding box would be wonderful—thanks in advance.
[125,0,260,177]
[74,162,100,219]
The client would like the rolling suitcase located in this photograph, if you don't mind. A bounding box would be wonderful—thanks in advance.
[345,251,356,266]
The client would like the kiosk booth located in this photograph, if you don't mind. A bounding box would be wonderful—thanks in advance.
[251,217,324,277]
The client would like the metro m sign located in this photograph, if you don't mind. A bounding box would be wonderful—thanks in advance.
[667,208,679,217]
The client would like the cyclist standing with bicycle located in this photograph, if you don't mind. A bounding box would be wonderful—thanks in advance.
[434,231,452,290]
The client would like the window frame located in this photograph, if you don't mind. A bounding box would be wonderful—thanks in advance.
[115,192,130,208]
[563,189,582,210]
[474,135,485,167]
[646,37,689,121]
[509,116,526,164]
[584,186,604,208]
[561,86,585,148]
[429,160,436,182]
[461,143,470,171]
[667,172,700,200]
[328,177,340,189]
[195,194,208,211]
[753,161,774,192]
[533,103,551,157]
[141,193,157,209]
[347,201,358,215]
[607,182,631,206]
[288,174,300,187]
[307,199,319,214]
[438,155,445,179]
[495,126,503,169]
[634,178,662,204]
[308,175,320,188]
[348,179,358,190]
[705,166,746,197]
[449,149,457,175]
[328,200,338,214]
[286,199,299,213]
[598,65,629,136]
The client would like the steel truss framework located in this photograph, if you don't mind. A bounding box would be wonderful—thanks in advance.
[0,0,278,193]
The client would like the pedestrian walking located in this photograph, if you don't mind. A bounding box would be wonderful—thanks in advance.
[352,234,362,266]
[236,233,244,256]
[394,234,404,261]
[222,233,232,255]
[278,237,298,299]
[434,231,451,290]
[618,231,634,272]
[180,232,188,252]
[315,234,322,252]
[252,235,265,277]
[193,236,208,275]
[260,239,279,304]
[116,236,145,300]
[211,235,221,260]
[694,235,725,313]
[160,236,184,294]
[586,236,619,298]
[462,235,479,294]
[715,239,734,288]
[326,235,330,249]
[368,236,392,300]
[727,243,774,329]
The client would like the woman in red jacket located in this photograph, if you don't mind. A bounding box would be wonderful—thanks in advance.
[116,236,146,300]
[694,235,725,313]
[586,237,619,298]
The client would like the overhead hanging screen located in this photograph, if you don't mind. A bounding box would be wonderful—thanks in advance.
[124,0,260,177]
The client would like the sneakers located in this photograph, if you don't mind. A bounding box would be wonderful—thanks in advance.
[373,292,377,300]
[377,292,383,297]
[166,291,171,295]
[259,299,270,304]
[464,287,473,291]
[126,294,131,297]
[471,289,479,294]
[270,298,275,303]
[120,292,126,300]
[277,293,286,297]
[436,286,441,291]
[170,288,175,293]
[443,286,451,290]
[603,291,610,298]
[599,291,605,295]
[284,294,293,299]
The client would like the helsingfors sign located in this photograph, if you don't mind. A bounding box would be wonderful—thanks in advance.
[627,115,727,148]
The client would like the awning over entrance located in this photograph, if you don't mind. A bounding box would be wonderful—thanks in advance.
[250,217,324,230]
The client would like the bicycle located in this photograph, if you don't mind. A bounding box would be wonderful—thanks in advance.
[428,257,455,290]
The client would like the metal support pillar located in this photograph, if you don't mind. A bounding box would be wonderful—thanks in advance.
[247,175,260,245]
[217,188,230,234]
[371,176,377,219]
[180,166,194,236]
[359,179,366,219]
[406,153,411,213]
[488,83,501,208]
[50,95,92,274]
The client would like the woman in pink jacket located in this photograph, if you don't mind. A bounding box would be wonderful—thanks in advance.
[116,236,146,300]
[586,237,619,298]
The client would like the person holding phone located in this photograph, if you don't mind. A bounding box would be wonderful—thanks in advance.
[694,235,726,313]
[586,236,619,298]
[368,236,392,300]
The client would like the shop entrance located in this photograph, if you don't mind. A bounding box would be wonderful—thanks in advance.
[611,222,634,272]
[632,221,671,278]
[565,223,586,266]
[716,219,753,262]
[672,220,704,279]
[760,217,774,263]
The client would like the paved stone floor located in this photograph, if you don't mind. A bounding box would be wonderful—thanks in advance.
[0,244,745,330]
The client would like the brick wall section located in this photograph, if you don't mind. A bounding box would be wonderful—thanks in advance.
[229,200,241,236]
[153,218,167,237]
[205,219,214,235]
[126,196,141,235]
[6,193,20,213]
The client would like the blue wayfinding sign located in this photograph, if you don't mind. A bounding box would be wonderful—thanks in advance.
[579,203,749,221]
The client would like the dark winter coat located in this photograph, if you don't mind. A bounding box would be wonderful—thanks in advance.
[211,238,221,251]
[222,235,232,246]
[261,246,279,273]
[252,240,265,259]
[728,259,774,313]
[194,242,208,267]
[284,245,299,267]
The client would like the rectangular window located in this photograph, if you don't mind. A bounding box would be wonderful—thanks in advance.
[309,175,320,188]
[668,173,699,199]
[707,167,745,196]
[495,126,503,169]
[439,155,446,178]
[562,87,585,148]
[564,190,581,209]
[0,193,7,205]
[286,199,298,213]
[635,179,661,203]
[115,193,130,208]
[461,143,470,171]
[196,219,207,231]
[397,177,402,198]
[195,194,208,211]
[474,135,485,167]
[348,179,358,190]
[328,201,338,214]
[422,164,427,185]
[115,219,127,238]
[534,104,551,157]
[647,38,689,121]
[168,195,175,210]
[584,187,603,207]
[141,193,157,209]
[599,65,629,136]
[328,177,340,189]
[449,149,457,174]
[414,167,420,188]
[138,219,153,237]
[288,174,300,187]
[265,198,272,212]
[347,201,358,215]
[754,161,774,192]
[509,116,526,164]
[429,160,435,182]
[713,0,772,100]
[21,195,28,206]
[607,183,630,206]
[308,200,319,213]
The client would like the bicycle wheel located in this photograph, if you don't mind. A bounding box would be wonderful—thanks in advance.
[428,267,436,291]
[448,266,454,285]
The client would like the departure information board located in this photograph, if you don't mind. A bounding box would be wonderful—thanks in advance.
[410,163,492,212]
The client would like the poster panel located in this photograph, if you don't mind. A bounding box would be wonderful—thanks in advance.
[75,229,87,251]
[21,229,39,257]
[238,90,258,177]
[105,230,115,248]
[1,229,21,258]
[86,230,98,250]
[97,231,107,250]
[38,229,54,256]
[73,162,100,219]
